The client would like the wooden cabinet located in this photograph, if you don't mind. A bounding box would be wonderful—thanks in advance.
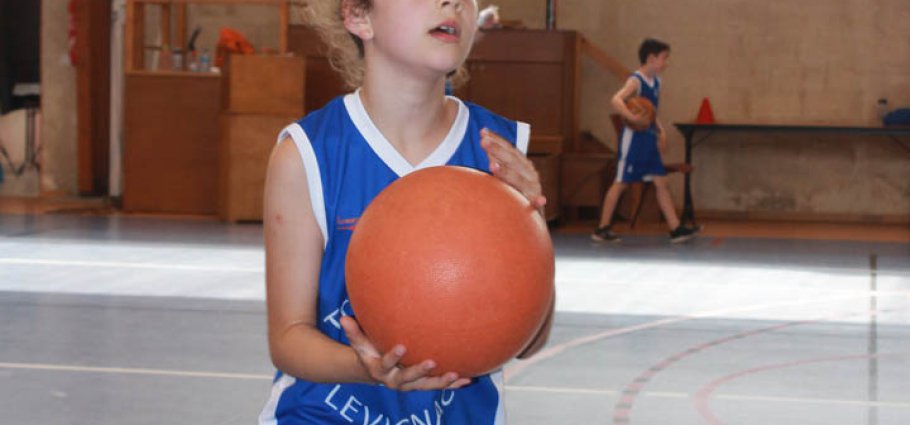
[123,72,222,214]
[529,154,560,221]
[218,113,296,221]
[122,0,292,215]
[560,152,614,218]
[218,54,305,222]
[461,29,580,155]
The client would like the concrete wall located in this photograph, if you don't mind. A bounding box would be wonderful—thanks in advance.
[41,0,78,196]
[492,0,910,219]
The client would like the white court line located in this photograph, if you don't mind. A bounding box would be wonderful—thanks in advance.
[712,393,910,409]
[504,291,910,380]
[0,258,261,273]
[2,362,907,408]
[0,362,270,380]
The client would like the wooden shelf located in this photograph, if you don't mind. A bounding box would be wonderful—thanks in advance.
[135,0,287,4]
[122,0,291,215]
[126,69,222,78]
[125,0,289,72]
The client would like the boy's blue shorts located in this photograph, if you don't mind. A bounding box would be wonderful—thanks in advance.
[615,127,666,183]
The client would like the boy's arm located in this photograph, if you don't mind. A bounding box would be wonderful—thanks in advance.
[611,77,644,123]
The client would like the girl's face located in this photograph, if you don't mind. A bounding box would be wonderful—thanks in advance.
[355,0,479,82]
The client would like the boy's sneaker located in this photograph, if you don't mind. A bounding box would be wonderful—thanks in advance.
[669,225,699,243]
[591,225,621,243]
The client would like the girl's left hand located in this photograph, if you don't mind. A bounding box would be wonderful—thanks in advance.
[480,128,547,212]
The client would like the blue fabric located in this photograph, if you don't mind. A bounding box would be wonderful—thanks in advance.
[262,94,522,425]
[883,108,910,126]
[615,72,666,182]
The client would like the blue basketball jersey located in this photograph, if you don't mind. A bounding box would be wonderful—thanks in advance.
[632,71,660,110]
[616,71,665,183]
[258,90,529,425]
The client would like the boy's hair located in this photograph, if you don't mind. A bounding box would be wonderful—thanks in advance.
[300,0,469,89]
[638,38,670,65]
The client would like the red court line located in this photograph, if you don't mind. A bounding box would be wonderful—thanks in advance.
[503,293,880,382]
[693,352,903,425]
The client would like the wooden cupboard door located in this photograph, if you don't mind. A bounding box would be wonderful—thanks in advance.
[465,61,564,138]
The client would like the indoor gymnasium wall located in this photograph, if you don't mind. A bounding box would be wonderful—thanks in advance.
[40,0,79,196]
[38,2,908,220]
[495,0,910,221]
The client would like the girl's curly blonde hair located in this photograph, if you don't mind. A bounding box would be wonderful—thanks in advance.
[299,0,469,89]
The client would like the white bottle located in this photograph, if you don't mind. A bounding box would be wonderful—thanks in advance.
[199,48,211,73]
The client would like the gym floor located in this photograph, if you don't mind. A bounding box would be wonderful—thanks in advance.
[1,211,908,424]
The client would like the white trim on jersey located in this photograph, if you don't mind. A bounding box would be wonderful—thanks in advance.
[491,369,507,425]
[278,124,329,248]
[615,128,634,183]
[344,90,469,177]
[516,121,531,155]
[634,70,656,88]
[258,374,297,425]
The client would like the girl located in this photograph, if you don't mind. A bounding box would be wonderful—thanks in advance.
[259,1,553,423]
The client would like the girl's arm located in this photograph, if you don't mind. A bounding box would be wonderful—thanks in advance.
[264,137,470,390]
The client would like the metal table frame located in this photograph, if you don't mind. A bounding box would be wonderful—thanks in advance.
[673,123,910,226]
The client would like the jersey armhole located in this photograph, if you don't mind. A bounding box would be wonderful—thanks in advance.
[516,121,531,155]
[278,124,328,248]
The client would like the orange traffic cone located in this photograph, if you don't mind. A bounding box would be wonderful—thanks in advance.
[696,97,715,124]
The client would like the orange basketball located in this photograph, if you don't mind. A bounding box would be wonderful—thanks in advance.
[625,96,656,131]
[345,166,555,377]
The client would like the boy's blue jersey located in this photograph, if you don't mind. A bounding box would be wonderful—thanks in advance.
[616,71,665,183]
[632,71,660,110]
[258,91,529,425]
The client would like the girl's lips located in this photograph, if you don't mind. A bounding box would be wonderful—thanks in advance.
[429,20,460,42]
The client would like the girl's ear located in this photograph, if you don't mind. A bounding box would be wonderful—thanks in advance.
[342,0,373,41]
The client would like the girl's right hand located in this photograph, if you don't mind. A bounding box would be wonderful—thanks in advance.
[340,316,472,391]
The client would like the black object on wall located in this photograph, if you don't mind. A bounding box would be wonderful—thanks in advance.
[0,0,41,113]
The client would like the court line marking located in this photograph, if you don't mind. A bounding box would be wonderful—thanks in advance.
[0,362,270,380]
[2,362,907,408]
[0,258,261,273]
[503,291,909,381]
[694,353,910,424]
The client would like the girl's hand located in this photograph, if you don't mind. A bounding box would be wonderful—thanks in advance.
[480,128,547,212]
[340,316,472,391]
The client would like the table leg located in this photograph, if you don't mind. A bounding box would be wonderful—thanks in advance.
[681,131,696,226]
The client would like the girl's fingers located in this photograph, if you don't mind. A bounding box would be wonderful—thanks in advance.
[447,377,473,389]
[394,360,438,386]
[481,130,525,172]
[480,129,543,200]
[340,316,380,358]
[380,345,406,371]
[399,371,461,392]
